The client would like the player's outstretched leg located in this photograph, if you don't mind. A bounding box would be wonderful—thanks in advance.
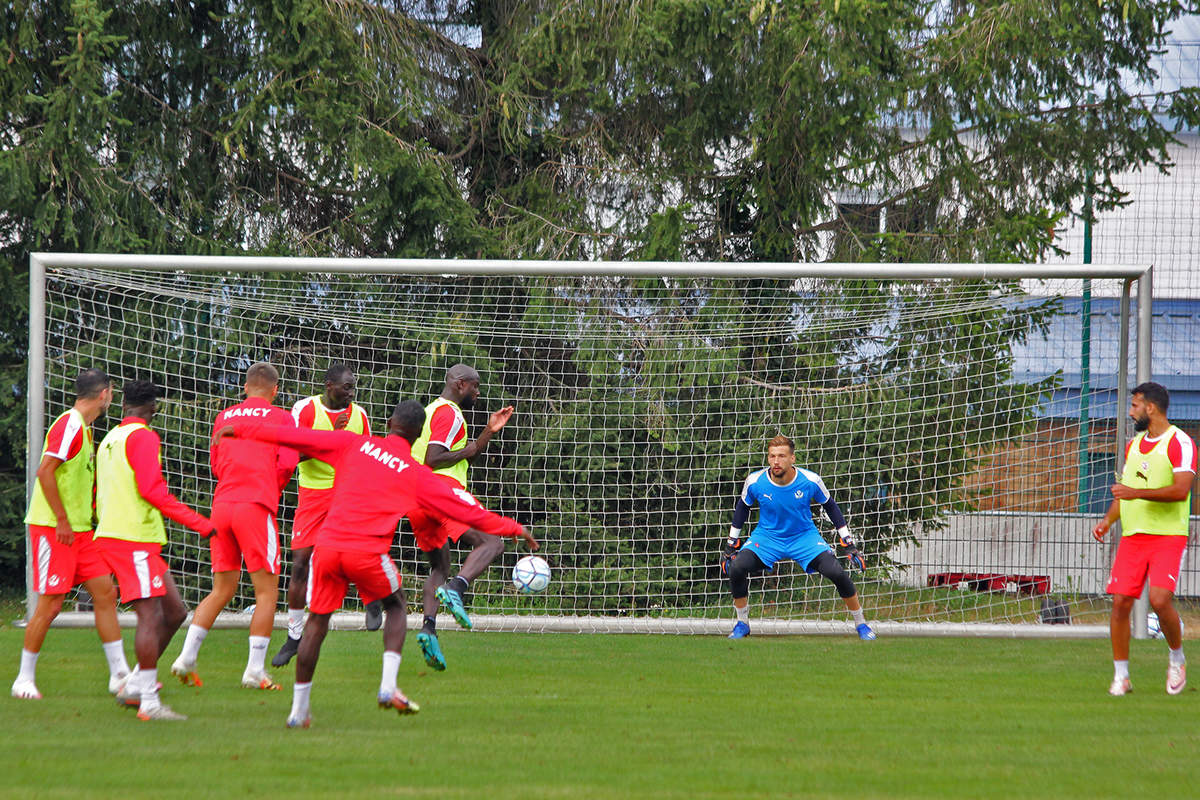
[377,591,420,715]
[11,591,65,699]
[437,529,504,630]
[286,611,329,728]
[241,569,282,690]
[809,552,875,640]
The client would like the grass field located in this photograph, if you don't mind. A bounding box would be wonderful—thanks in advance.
[1,621,1196,800]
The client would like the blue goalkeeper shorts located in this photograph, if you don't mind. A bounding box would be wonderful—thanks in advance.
[742,534,833,572]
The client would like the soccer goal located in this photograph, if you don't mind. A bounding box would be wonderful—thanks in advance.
[28,254,1155,636]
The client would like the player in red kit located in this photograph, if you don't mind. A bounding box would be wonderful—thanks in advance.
[216,399,536,728]
[171,363,299,691]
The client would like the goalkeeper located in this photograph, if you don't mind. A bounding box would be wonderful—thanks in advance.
[722,435,875,640]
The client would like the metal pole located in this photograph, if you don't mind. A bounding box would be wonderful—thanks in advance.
[25,255,47,620]
[1077,190,1094,511]
[28,252,1151,281]
[1131,269,1153,638]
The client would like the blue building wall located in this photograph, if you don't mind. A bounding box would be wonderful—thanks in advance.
[1013,297,1200,423]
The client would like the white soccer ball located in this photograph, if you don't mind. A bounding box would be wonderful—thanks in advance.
[512,555,551,594]
[1147,612,1163,639]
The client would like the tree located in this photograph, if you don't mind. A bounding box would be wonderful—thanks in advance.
[2,0,1197,590]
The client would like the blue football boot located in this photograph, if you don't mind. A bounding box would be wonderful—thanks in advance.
[436,584,473,630]
[417,631,447,671]
[856,623,877,640]
[728,621,750,639]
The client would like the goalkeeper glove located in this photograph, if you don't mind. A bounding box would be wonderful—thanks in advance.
[720,534,740,576]
[837,526,865,571]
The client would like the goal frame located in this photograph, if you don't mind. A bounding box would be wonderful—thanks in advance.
[26,253,1154,636]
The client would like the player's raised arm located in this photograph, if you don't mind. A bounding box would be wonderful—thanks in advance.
[126,426,212,535]
[218,420,358,465]
[413,471,537,550]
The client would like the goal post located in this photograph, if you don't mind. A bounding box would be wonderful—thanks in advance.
[27,253,1153,636]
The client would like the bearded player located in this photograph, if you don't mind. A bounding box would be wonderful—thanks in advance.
[12,368,130,700]
[723,435,875,641]
[216,399,535,728]
[1093,381,1195,696]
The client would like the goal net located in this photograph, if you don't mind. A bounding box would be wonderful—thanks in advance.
[29,255,1152,635]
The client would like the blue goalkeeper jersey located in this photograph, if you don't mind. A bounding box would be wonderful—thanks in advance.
[739,467,833,570]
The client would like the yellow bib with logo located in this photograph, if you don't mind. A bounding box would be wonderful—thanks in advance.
[95,422,167,544]
[25,409,96,531]
[1119,426,1190,536]
[296,397,369,489]
[410,397,469,488]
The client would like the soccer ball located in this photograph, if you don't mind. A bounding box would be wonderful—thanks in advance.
[512,555,551,594]
[1145,612,1184,639]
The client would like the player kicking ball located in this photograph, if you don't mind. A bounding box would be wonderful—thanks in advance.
[216,399,533,728]
[723,434,875,640]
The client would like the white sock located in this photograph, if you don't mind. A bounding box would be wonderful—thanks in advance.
[102,640,130,679]
[735,604,749,623]
[1169,647,1186,666]
[291,681,312,720]
[1114,660,1130,680]
[851,607,867,626]
[138,666,161,712]
[247,636,270,673]
[179,624,208,664]
[17,649,38,683]
[287,608,306,640]
[380,651,401,695]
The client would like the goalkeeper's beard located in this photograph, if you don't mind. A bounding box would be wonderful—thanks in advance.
[1133,414,1151,432]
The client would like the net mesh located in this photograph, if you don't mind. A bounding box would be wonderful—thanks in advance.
[37,265,1142,631]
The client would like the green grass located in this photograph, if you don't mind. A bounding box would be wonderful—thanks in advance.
[0,627,1196,799]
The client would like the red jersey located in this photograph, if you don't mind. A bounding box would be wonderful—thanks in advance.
[210,396,299,513]
[234,424,523,554]
[122,417,211,533]
[1125,427,1198,473]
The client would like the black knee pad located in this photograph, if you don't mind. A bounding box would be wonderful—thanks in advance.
[728,550,766,599]
[810,551,857,599]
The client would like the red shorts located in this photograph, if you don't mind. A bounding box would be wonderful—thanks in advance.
[28,525,111,595]
[292,487,333,550]
[95,539,169,604]
[210,501,280,575]
[1107,533,1188,596]
[408,475,472,552]
[308,547,402,614]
